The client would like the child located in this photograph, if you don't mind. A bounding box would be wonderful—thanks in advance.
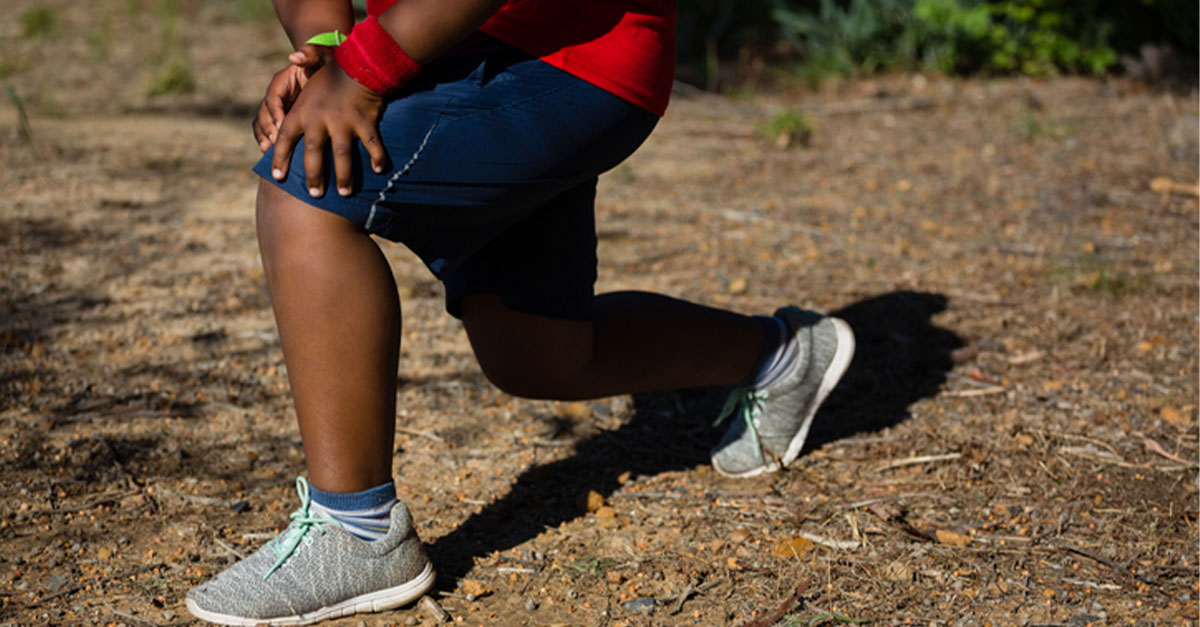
[186,0,855,624]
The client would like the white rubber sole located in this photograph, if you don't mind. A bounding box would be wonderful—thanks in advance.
[714,317,855,479]
[186,561,435,626]
[779,317,855,467]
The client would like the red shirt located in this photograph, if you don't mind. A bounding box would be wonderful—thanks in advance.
[366,0,676,116]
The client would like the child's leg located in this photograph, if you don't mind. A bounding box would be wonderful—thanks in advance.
[460,292,765,400]
[255,181,399,494]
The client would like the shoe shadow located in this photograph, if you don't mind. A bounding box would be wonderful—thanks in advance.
[425,290,963,584]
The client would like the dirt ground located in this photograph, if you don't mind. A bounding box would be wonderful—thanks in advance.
[1,2,1198,626]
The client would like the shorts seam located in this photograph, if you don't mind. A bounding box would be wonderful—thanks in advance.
[366,115,441,232]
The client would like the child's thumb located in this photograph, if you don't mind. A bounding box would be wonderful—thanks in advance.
[288,44,323,67]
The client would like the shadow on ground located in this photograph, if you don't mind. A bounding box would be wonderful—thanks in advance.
[427,290,964,584]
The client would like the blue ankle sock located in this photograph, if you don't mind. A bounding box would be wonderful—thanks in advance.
[748,315,796,389]
[308,480,397,542]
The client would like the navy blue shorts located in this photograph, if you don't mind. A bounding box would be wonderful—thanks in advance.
[253,34,659,320]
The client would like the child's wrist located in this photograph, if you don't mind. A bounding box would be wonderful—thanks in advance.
[333,16,422,97]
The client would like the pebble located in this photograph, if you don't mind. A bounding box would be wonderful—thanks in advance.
[622,597,656,614]
[524,598,537,611]
[566,589,578,599]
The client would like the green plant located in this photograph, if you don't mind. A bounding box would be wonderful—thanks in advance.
[20,7,58,38]
[912,0,1118,75]
[759,109,815,148]
[145,0,196,96]
[233,0,277,23]
[146,55,196,96]
[564,557,621,577]
[783,613,871,626]
[1017,112,1076,140]
[4,80,34,145]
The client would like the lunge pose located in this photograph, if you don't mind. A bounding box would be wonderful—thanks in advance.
[186,0,854,623]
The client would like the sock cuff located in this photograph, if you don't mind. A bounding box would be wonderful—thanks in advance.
[309,479,397,511]
[743,315,786,387]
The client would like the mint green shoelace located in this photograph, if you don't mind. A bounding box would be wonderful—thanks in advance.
[263,477,342,580]
[714,387,769,461]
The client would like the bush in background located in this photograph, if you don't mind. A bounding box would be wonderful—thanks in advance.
[677,0,1199,85]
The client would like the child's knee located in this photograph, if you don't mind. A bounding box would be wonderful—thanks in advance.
[462,296,593,399]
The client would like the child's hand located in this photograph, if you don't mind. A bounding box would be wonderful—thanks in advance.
[253,45,336,153]
[269,61,388,198]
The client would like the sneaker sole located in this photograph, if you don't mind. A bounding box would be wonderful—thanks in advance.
[713,317,855,479]
[185,561,435,626]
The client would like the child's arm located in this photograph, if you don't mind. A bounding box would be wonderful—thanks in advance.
[268,0,507,198]
[272,0,354,50]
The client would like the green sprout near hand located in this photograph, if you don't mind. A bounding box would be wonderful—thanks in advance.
[306,31,347,47]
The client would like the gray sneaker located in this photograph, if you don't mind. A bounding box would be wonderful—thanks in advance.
[711,307,855,478]
[186,477,435,626]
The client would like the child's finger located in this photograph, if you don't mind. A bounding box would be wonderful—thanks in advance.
[331,132,355,196]
[357,124,387,174]
[289,44,323,67]
[271,120,300,182]
[303,127,329,198]
[255,104,280,148]
[266,95,287,136]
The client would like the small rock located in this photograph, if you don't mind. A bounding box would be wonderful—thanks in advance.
[459,578,492,598]
[605,570,623,584]
[727,277,748,294]
[594,506,616,519]
[418,595,449,623]
[935,529,971,547]
[566,589,578,599]
[229,500,250,514]
[405,617,419,626]
[584,491,605,512]
[622,597,656,614]
[356,621,367,627]
[524,598,538,611]
[728,529,750,544]
[97,546,113,560]
[533,551,545,562]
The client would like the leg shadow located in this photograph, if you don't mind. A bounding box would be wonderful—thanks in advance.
[425,290,963,583]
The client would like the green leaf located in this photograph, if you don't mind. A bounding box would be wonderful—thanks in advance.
[305,30,346,47]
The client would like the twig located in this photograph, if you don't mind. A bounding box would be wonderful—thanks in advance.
[1062,577,1121,591]
[1134,431,1195,467]
[397,426,445,443]
[663,578,722,615]
[939,386,1006,398]
[103,602,162,626]
[1042,538,1157,586]
[742,578,811,627]
[667,584,695,615]
[876,453,961,472]
[33,489,141,516]
[495,566,536,574]
[213,537,246,560]
[799,532,860,551]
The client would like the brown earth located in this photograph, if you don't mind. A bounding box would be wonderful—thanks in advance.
[1,2,1198,626]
